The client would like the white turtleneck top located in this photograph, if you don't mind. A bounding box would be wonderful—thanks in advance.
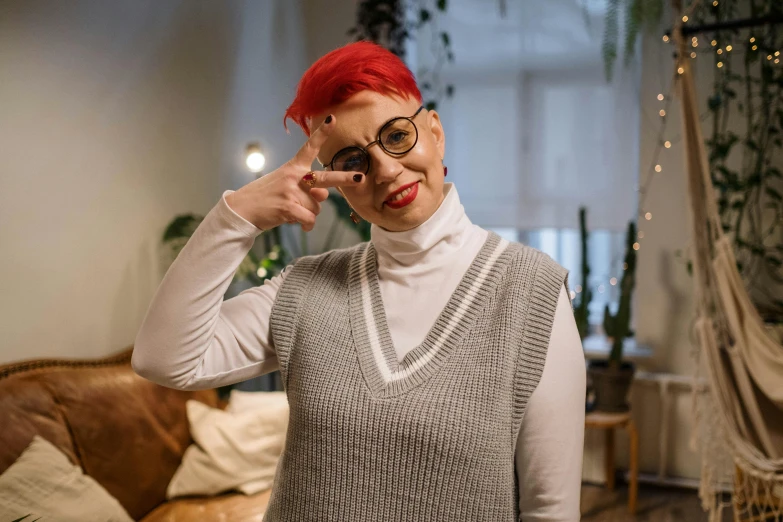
[133,182,586,521]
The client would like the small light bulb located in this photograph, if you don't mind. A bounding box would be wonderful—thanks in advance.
[664,141,672,148]
[750,37,756,43]
[711,40,717,46]
[638,231,645,239]
[663,35,670,43]
[769,55,774,60]
[717,49,723,55]
[691,52,697,58]
[570,290,576,300]
[678,66,685,74]
[633,243,640,251]
[657,93,664,101]
[645,212,652,220]
[726,45,732,51]
[776,51,781,57]
[655,164,662,172]
[776,59,780,64]
[575,285,583,293]
[246,152,266,172]
[682,15,689,22]
[713,0,718,5]
[717,61,724,68]
[610,277,618,286]
[268,250,279,261]
[256,267,268,278]
[659,109,666,117]
[752,45,758,51]
[245,142,266,173]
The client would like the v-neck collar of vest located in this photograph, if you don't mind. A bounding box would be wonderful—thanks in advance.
[348,229,513,399]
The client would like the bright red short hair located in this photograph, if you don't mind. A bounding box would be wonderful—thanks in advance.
[284,41,422,137]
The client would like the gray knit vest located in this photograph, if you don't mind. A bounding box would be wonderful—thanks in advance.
[264,230,568,521]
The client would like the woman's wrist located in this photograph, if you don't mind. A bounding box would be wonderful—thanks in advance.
[224,190,264,233]
[225,191,253,225]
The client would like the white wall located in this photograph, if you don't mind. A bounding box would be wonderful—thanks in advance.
[0,0,314,363]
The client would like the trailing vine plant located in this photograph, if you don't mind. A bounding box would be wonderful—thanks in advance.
[688,0,783,320]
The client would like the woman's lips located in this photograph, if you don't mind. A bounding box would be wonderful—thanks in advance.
[384,182,419,209]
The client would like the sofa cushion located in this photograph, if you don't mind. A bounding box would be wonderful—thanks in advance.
[167,397,288,499]
[0,435,133,522]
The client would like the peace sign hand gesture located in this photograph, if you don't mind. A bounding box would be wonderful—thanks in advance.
[226,115,363,232]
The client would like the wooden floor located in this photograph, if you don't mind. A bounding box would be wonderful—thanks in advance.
[581,483,734,522]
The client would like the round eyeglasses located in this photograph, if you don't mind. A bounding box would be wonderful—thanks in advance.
[320,105,425,174]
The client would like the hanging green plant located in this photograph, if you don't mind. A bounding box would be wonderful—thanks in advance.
[348,0,455,110]
[598,0,664,81]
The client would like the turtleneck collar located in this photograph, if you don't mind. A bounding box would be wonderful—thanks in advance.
[370,182,477,267]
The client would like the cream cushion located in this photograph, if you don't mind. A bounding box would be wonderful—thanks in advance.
[0,435,133,522]
[166,392,289,499]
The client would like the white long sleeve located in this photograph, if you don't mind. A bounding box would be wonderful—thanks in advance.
[132,190,284,390]
[132,182,585,519]
[516,285,586,521]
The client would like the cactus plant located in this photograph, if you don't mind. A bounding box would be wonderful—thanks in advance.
[573,207,592,340]
[603,220,637,368]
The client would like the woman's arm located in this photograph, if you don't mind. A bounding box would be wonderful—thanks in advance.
[516,284,586,521]
[132,190,289,390]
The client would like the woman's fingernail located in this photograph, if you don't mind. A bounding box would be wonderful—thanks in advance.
[353,174,363,182]
[325,115,333,124]
[303,173,314,181]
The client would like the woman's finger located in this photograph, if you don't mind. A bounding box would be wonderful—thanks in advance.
[292,114,336,167]
[285,200,316,231]
[301,170,364,189]
[308,187,330,203]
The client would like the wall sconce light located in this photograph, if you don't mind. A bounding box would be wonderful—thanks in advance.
[245,142,266,173]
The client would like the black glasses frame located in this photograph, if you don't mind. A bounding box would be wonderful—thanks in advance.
[319,105,426,174]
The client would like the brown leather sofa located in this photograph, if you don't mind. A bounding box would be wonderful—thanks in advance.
[0,348,271,521]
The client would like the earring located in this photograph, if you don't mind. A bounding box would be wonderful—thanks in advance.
[442,158,447,177]
[336,187,362,224]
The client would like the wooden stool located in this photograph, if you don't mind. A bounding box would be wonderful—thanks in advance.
[585,411,639,514]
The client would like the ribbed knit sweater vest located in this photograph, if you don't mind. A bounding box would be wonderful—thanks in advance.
[265,230,568,521]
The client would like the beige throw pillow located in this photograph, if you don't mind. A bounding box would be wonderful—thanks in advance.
[166,394,289,499]
[0,435,133,522]
[227,389,288,414]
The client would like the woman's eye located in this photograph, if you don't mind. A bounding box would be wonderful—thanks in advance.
[387,131,407,144]
[343,155,363,169]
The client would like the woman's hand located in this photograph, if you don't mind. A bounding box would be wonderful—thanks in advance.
[226,115,363,232]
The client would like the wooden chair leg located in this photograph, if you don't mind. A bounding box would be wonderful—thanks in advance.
[627,421,639,515]
[605,428,615,491]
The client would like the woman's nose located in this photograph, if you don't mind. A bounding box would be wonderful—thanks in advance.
[369,148,402,184]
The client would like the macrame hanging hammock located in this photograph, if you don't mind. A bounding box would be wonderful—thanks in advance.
[673,5,783,520]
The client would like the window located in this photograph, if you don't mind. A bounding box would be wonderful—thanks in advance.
[418,0,642,329]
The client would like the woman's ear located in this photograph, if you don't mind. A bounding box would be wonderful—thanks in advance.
[427,109,446,160]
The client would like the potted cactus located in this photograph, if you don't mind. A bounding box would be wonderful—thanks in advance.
[587,220,638,412]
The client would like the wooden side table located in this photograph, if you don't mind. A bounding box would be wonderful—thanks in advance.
[585,411,639,514]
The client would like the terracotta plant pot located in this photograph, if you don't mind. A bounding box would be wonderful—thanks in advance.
[587,360,636,412]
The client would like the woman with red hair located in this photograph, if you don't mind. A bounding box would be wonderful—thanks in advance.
[133,40,585,521]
